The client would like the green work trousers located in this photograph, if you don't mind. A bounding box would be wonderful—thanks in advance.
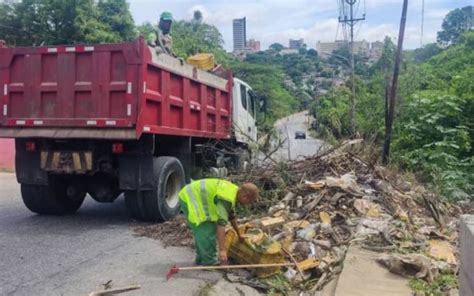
[180,201,218,265]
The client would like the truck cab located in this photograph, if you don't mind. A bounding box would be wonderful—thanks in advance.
[232,78,257,145]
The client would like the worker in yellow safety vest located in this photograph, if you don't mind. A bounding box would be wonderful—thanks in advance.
[179,179,259,265]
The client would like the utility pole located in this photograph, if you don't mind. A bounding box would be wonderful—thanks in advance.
[382,0,408,164]
[339,0,365,136]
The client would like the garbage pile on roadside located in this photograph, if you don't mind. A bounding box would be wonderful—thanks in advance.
[225,139,461,294]
[134,215,194,248]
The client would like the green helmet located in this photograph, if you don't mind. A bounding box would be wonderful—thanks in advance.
[160,11,173,21]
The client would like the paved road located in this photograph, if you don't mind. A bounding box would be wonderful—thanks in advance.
[0,173,220,296]
[273,111,325,160]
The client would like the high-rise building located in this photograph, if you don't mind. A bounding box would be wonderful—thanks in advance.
[247,39,261,52]
[289,39,305,49]
[233,17,246,52]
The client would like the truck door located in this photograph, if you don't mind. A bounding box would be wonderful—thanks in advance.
[246,89,258,142]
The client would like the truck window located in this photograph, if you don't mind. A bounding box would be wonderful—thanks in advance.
[248,91,256,118]
[240,84,247,110]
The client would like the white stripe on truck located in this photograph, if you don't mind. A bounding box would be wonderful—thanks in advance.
[127,82,132,94]
[84,46,94,52]
[47,48,58,53]
[66,47,76,52]
[33,120,43,125]
[2,105,7,116]
[127,104,131,116]
[16,120,26,125]
[3,84,7,96]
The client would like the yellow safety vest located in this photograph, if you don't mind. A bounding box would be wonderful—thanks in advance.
[179,179,238,226]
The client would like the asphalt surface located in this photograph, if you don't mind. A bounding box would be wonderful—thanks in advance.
[0,173,220,296]
[273,111,325,160]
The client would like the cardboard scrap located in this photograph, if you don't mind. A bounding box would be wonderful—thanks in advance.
[285,220,311,229]
[427,240,456,264]
[319,211,331,225]
[260,216,286,228]
[296,258,320,271]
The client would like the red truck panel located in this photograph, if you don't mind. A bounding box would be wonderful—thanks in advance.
[0,38,232,140]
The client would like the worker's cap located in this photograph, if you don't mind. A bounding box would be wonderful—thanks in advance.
[160,11,173,21]
[239,183,260,202]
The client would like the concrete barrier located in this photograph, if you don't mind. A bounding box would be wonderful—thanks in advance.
[460,215,474,296]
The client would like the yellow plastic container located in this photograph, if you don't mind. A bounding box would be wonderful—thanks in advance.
[225,226,285,278]
[186,53,215,71]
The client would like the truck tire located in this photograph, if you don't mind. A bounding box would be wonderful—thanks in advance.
[125,157,185,222]
[21,181,86,215]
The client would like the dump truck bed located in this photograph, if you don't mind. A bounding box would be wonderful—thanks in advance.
[0,38,232,140]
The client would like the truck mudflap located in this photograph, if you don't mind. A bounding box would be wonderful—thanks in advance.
[15,139,48,185]
[40,151,93,174]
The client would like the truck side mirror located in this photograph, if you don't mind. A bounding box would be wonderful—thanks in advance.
[250,90,266,113]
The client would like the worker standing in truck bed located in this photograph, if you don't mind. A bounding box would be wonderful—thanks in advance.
[147,11,175,56]
[179,179,259,265]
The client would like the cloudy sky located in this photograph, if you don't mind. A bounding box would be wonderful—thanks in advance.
[128,0,472,51]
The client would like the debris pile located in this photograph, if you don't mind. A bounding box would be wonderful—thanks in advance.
[134,215,194,248]
[227,139,460,293]
[135,139,461,294]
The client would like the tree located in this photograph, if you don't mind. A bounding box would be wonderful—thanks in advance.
[0,0,136,46]
[96,0,136,42]
[193,10,203,24]
[412,43,442,63]
[269,43,284,52]
[437,6,473,46]
[307,48,318,57]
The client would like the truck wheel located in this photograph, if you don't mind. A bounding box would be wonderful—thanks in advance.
[125,157,185,222]
[21,181,85,215]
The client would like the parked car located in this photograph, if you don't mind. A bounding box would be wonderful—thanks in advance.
[295,131,306,139]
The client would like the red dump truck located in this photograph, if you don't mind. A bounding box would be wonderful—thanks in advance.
[0,37,260,221]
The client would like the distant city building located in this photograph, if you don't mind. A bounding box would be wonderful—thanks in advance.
[316,40,373,56]
[289,38,305,49]
[316,40,347,55]
[316,40,384,62]
[233,17,247,52]
[247,39,261,52]
[280,48,299,55]
[368,41,384,62]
